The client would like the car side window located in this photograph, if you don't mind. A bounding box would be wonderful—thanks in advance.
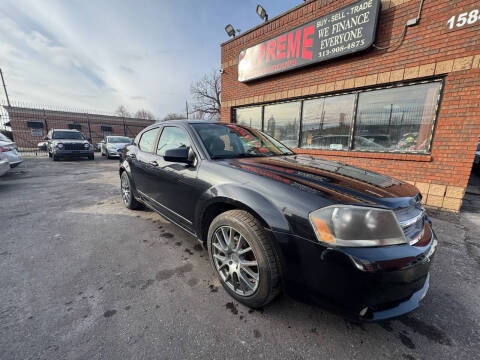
[156,127,191,156]
[138,128,159,153]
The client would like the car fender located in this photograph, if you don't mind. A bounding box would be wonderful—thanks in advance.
[119,159,140,197]
[194,183,291,235]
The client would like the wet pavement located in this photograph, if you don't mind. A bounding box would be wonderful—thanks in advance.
[1,157,479,360]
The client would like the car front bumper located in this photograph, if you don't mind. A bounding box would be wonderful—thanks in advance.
[107,150,122,157]
[55,149,94,157]
[271,222,437,321]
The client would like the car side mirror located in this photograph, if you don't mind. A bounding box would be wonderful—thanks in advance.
[44,136,49,140]
[163,147,194,164]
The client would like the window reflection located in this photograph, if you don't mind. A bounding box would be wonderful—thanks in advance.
[232,80,442,154]
[301,94,355,150]
[264,102,301,148]
[354,83,442,152]
[235,106,262,130]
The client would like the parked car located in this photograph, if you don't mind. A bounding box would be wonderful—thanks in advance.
[37,141,47,151]
[309,134,385,150]
[101,136,132,159]
[45,129,94,161]
[119,121,436,321]
[0,151,10,176]
[0,132,24,168]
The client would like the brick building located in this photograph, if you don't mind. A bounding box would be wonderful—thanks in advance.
[4,106,155,152]
[220,0,480,212]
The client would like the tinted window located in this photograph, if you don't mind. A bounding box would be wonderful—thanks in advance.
[264,102,301,148]
[354,82,442,152]
[156,127,190,156]
[52,131,85,140]
[301,94,355,150]
[235,106,262,130]
[138,128,159,152]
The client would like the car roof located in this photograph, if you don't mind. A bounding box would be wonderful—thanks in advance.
[52,129,80,132]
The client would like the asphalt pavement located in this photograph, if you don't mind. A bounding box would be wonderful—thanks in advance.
[1,157,479,360]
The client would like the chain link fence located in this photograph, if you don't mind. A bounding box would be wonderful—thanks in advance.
[0,101,157,156]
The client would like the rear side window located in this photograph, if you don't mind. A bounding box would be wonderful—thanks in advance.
[138,128,159,152]
[156,127,190,156]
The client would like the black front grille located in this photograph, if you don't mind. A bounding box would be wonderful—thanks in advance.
[63,143,85,150]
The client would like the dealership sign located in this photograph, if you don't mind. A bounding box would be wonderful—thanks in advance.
[238,0,381,82]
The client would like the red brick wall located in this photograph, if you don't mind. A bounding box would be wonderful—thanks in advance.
[220,0,480,211]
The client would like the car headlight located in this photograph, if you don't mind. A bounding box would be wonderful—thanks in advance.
[309,205,406,247]
[56,143,64,149]
[84,143,90,149]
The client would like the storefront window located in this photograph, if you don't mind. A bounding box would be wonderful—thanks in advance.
[235,106,262,130]
[354,82,442,152]
[301,94,355,150]
[264,102,301,148]
[233,80,442,153]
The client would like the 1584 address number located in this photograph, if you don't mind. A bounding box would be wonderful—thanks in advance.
[446,8,479,32]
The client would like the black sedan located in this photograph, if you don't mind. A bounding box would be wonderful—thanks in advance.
[119,120,437,321]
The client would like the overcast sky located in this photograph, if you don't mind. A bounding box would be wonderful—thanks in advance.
[0,0,300,118]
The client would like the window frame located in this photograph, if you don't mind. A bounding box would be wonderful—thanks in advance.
[138,126,161,153]
[233,78,445,155]
[155,126,192,157]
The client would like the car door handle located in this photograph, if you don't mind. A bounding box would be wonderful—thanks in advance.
[150,160,159,167]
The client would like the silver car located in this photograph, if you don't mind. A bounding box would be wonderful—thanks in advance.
[101,136,132,159]
[0,151,10,176]
[0,133,23,168]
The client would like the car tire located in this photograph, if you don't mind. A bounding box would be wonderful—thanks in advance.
[120,171,141,209]
[106,153,111,159]
[88,155,94,160]
[207,210,281,308]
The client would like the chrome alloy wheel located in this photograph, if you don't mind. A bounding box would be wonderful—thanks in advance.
[212,226,259,296]
[121,173,131,205]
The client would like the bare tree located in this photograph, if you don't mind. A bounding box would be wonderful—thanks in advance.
[190,70,221,120]
[135,109,155,120]
[114,105,130,118]
[163,112,186,121]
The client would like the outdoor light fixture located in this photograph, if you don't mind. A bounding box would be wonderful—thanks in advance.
[256,4,268,22]
[225,24,236,38]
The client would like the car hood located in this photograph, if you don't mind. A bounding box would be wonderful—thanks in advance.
[223,155,419,208]
[108,142,130,148]
[52,139,89,144]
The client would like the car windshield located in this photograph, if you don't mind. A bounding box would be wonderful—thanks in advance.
[108,136,131,143]
[53,131,85,140]
[192,123,294,159]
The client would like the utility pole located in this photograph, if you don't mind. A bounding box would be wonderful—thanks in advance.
[185,100,189,119]
[0,68,11,107]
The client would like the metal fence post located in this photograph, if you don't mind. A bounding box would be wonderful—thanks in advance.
[87,113,92,141]
[43,108,49,133]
